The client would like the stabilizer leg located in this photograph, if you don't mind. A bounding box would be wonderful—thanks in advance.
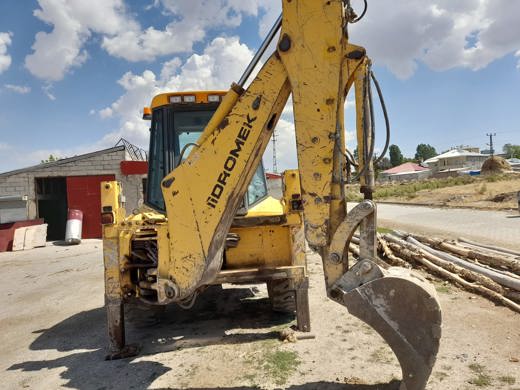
[104,237,139,360]
[295,277,311,332]
[105,300,139,360]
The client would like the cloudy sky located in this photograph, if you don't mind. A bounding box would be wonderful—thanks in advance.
[0,0,519,172]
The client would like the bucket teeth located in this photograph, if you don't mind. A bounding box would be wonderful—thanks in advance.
[336,265,442,390]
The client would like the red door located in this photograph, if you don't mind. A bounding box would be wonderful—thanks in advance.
[66,175,115,239]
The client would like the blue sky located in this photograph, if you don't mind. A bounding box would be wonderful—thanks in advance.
[0,0,519,173]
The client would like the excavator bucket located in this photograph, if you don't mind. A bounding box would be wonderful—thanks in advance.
[332,261,442,390]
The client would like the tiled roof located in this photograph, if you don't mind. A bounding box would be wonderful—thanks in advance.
[382,162,430,174]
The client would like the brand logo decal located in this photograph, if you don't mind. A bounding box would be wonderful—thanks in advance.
[206,114,257,209]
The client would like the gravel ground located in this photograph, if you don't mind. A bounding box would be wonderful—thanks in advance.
[0,239,519,390]
[0,240,520,390]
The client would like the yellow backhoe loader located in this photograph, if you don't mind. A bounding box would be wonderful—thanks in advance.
[101,1,442,389]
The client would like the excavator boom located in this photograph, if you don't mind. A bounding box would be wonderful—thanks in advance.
[104,1,442,388]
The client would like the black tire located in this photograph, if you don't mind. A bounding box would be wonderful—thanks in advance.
[267,279,296,313]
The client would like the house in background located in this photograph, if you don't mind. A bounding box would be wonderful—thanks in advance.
[266,172,283,199]
[507,158,520,172]
[0,140,147,241]
[423,148,488,176]
[379,162,431,182]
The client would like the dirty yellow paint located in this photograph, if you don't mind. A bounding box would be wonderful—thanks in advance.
[278,0,345,247]
[162,54,291,299]
[247,196,284,217]
[226,225,292,269]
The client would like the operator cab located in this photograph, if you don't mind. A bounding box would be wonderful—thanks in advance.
[144,91,268,213]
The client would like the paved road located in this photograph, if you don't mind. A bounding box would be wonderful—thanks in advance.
[372,203,520,250]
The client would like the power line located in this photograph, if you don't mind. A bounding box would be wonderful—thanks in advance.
[272,130,278,173]
[486,132,496,157]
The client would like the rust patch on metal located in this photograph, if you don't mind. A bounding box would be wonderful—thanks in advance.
[217,118,229,130]
[162,177,174,188]
[346,49,366,60]
[278,34,291,52]
[252,96,262,110]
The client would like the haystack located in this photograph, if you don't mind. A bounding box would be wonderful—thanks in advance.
[480,156,511,174]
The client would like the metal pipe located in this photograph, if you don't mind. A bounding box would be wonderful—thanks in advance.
[237,14,282,87]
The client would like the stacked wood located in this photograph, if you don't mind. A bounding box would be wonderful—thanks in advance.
[458,237,520,258]
[366,230,520,314]
[406,236,520,291]
[412,234,520,274]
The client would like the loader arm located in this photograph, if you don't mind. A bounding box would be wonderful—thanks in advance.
[157,1,441,389]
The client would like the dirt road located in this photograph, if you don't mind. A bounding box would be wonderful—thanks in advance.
[1,240,519,389]
[370,204,520,251]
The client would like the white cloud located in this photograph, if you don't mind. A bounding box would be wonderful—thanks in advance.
[23,0,520,84]
[350,0,520,79]
[0,32,13,74]
[256,0,279,37]
[42,84,56,100]
[25,0,135,81]
[102,0,266,62]
[25,0,275,81]
[4,84,31,94]
[97,36,254,149]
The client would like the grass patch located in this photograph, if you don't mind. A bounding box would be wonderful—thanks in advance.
[373,176,477,199]
[498,375,516,385]
[368,174,513,200]
[346,191,363,202]
[469,363,486,372]
[244,340,301,386]
[263,349,301,385]
[435,284,451,294]
[345,173,513,202]
[433,371,449,381]
[368,347,394,364]
[484,174,502,183]
[377,227,394,234]
[241,373,259,384]
[468,363,492,387]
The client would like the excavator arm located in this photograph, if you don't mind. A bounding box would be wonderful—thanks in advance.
[113,1,442,388]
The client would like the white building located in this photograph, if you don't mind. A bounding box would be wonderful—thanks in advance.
[423,148,488,174]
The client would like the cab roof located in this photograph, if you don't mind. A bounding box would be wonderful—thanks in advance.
[150,91,227,109]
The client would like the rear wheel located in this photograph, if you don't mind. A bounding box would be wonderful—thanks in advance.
[267,278,296,313]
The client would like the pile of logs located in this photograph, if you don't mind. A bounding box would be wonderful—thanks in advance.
[349,231,520,313]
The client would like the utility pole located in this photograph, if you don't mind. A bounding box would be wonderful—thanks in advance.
[486,132,496,157]
[272,130,278,173]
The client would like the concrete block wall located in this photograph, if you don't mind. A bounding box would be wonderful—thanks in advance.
[119,174,145,213]
[0,148,146,219]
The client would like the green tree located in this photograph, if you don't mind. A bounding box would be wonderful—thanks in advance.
[41,154,60,163]
[375,156,392,171]
[503,143,520,159]
[415,144,437,162]
[389,144,404,167]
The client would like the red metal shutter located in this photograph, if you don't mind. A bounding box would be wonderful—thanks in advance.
[66,175,115,239]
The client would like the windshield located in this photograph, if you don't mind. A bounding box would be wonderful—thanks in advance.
[146,104,269,212]
[248,164,268,207]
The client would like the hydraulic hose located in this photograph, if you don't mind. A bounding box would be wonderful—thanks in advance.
[346,68,390,181]
[371,71,390,165]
